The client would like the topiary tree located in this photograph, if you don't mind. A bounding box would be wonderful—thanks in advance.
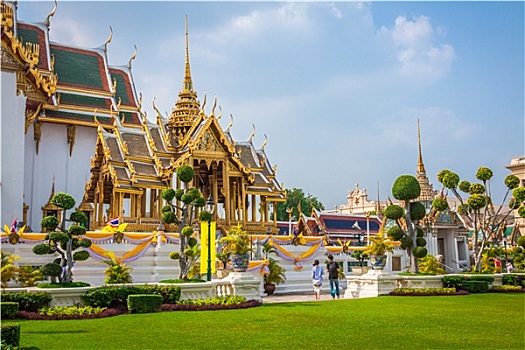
[433,167,524,272]
[383,175,429,273]
[161,165,206,280]
[32,192,91,283]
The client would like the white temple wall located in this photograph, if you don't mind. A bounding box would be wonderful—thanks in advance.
[1,70,26,228]
[2,241,358,293]
[24,124,97,231]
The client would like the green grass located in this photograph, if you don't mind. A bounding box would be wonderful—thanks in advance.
[7,294,524,350]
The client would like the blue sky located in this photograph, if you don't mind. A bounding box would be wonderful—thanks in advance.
[17,1,524,209]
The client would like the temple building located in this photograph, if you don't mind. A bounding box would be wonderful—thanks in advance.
[1,2,285,234]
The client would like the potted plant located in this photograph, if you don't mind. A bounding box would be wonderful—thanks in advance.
[364,229,397,270]
[263,258,286,295]
[350,249,369,275]
[218,224,252,272]
[216,252,232,279]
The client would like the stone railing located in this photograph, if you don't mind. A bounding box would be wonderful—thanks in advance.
[396,275,444,289]
[2,286,91,307]
[345,272,510,299]
[1,273,262,308]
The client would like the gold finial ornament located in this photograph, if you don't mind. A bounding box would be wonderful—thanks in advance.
[45,0,57,28]
[104,26,113,52]
[128,45,137,69]
[211,95,217,117]
[261,134,267,150]
[93,108,100,126]
[248,124,256,142]
[200,90,207,114]
[226,114,234,133]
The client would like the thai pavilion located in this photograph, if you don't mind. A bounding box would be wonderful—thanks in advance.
[1,2,286,235]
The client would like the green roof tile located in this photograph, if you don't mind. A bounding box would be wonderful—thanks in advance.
[44,110,111,124]
[17,27,39,45]
[112,71,131,104]
[51,47,104,89]
[60,93,109,108]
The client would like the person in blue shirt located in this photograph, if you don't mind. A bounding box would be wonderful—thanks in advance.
[311,259,324,300]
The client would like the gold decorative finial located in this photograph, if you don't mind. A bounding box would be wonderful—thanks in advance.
[261,134,268,150]
[248,124,256,142]
[226,114,234,133]
[200,90,207,114]
[45,0,57,28]
[211,95,217,117]
[138,92,143,109]
[104,26,113,52]
[93,109,100,126]
[128,45,137,69]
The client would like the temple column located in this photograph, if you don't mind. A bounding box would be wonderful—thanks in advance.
[241,182,246,225]
[251,194,256,222]
[212,162,218,220]
[223,160,230,225]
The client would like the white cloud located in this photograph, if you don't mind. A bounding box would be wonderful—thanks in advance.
[210,3,313,47]
[380,15,455,81]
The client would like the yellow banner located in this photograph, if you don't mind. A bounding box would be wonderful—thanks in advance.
[200,221,216,275]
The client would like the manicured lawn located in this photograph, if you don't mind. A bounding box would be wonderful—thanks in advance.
[7,293,524,350]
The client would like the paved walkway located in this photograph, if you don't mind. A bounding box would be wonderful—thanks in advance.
[261,292,340,303]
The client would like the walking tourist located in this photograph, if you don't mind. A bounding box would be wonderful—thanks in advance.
[312,260,324,300]
[326,255,340,299]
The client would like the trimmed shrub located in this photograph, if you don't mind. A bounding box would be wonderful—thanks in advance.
[37,282,90,288]
[127,294,162,313]
[0,291,52,312]
[383,205,404,220]
[468,275,494,283]
[462,280,489,293]
[161,297,263,311]
[178,295,247,306]
[18,308,124,321]
[416,237,427,247]
[412,246,428,258]
[1,302,19,319]
[39,305,107,317]
[81,285,181,308]
[432,197,449,211]
[490,285,523,292]
[0,323,20,347]
[176,165,195,183]
[409,202,426,221]
[40,262,62,277]
[443,276,465,289]
[392,175,421,200]
[387,226,404,241]
[502,274,521,286]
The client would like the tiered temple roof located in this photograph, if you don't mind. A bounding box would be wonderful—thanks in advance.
[4,2,285,232]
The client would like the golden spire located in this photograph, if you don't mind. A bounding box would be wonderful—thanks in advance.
[167,16,200,136]
[416,119,436,203]
[183,15,193,92]
[417,118,426,175]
